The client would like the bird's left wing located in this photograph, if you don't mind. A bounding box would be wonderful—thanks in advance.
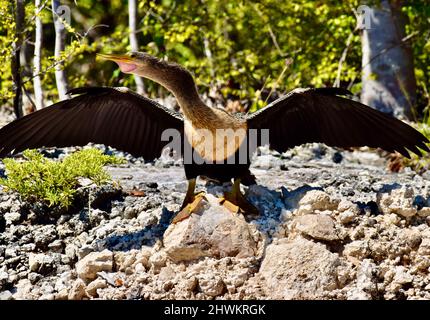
[0,87,183,160]
[246,88,429,158]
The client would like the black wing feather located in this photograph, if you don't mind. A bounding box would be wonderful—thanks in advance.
[0,87,183,160]
[247,88,429,158]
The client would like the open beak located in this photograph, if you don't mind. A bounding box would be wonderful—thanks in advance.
[97,53,138,73]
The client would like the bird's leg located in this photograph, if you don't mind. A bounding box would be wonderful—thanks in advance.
[172,178,206,223]
[219,178,260,216]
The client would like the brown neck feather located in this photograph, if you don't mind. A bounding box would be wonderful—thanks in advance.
[168,75,210,122]
[135,59,212,123]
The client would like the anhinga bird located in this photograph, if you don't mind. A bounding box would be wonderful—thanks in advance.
[0,52,428,223]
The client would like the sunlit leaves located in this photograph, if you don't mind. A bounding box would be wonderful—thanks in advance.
[0,0,428,113]
[0,148,124,208]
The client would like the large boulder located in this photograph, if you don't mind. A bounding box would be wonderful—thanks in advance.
[259,237,340,299]
[163,194,262,262]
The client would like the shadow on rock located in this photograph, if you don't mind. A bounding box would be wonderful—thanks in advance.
[98,206,174,251]
[376,182,402,194]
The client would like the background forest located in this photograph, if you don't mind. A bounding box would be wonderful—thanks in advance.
[0,0,429,120]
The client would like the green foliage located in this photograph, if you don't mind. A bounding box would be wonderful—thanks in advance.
[0,148,124,208]
[403,112,430,171]
[138,0,361,105]
[403,1,430,114]
[0,0,15,103]
[0,0,429,114]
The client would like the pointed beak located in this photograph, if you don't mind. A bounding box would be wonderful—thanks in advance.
[97,53,138,73]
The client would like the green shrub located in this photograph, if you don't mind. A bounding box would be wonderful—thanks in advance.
[0,148,125,208]
[400,112,430,172]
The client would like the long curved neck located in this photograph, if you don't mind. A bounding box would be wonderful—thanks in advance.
[135,62,212,122]
[168,79,210,122]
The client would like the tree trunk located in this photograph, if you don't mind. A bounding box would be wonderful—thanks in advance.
[361,0,416,119]
[11,0,24,118]
[52,0,69,100]
[33,0,44,109]
[129,0,145,94]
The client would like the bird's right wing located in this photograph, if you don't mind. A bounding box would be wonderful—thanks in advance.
[0,87,183,160]
[247,88,429,158]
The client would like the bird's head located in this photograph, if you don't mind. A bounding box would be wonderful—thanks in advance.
[97,52,195,93]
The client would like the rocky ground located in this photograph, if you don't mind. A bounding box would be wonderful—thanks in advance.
[0,141,430,300]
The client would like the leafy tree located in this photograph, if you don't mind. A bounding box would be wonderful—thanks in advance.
[0,0,428,116]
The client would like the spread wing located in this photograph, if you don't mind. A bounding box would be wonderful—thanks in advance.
[0,87,183,160]
[247,88,429,158]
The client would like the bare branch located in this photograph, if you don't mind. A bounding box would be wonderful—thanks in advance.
[333,28,357,88]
